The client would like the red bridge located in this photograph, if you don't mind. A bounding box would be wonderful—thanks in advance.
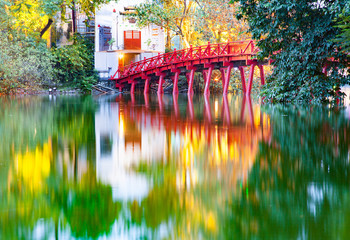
[110,40,267,95]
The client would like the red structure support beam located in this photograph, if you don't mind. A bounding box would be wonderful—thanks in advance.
[204,65,214,95]
[239,66,246,93]
[143,76,151,94]
[172,70,181,95]
[186,67,196,95]
[258,65,265,85]
[130,82,136,94]
[247,64,256,95]
[157,72,166,94]
[221,65,233,95]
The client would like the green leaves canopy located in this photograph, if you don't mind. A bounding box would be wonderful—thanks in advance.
[233,0,350,103]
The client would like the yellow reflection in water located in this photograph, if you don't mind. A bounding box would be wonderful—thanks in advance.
[119,113,125,136]
[15,139,52,191]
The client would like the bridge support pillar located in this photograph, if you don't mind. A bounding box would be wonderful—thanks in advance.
[204,65,214,95]
[157,73,166,94]
[239,66,246,93]
[220,65,233,95]
[172,71,180,95]
[143,76,151,94]
[247,64,256,95]
[258,65,265,85]
[186,68,196,95]
[130,82,136,94]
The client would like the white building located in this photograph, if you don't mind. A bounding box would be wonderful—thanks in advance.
[94,0,165,80]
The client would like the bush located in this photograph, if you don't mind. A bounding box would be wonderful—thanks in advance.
[52,35,98,93]
[0,32,54,94]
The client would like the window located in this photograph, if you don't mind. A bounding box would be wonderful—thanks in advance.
[133,31,140,39]
[125,31,133,39]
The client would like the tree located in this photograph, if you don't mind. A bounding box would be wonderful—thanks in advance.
[134,0,197,49]
[8,0,110,41]
[233,0,350,103]
[334,2,350,52]
[195,0,250,43]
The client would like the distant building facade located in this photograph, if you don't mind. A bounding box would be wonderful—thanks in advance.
[94,0,165,80]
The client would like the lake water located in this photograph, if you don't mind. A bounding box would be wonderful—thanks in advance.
[0,94,350,239]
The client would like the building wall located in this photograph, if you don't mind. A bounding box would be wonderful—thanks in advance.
[94,0,165,79]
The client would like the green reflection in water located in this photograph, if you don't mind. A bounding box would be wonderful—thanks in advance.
[0,96,120,239]
[222,104,350,239]
[0,95,350,239]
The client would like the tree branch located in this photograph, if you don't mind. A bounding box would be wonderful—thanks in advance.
[40,18,53,38]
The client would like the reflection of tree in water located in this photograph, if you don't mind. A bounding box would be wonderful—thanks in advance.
[0,96,121,239]
[222,105,350,239]
[129,161,182,236]
[59,170,121,239]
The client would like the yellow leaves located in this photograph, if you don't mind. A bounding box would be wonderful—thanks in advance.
[206,211,217,233]
[15,138,52,192]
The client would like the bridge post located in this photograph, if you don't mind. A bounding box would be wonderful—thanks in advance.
[157,73,166,94]
[204,65,214,95]
[130,82,136,94]
[143,76,151,94]
[247,64,256,95]
[173,71,180,94]
[239,67,246,93]
[221,65,233,95]
[258,65,265,85]
[171,69,181,95]
[186,67,196,95]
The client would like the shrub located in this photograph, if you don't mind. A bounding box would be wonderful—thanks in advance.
[52,35,98,93]
[0,32,54,94]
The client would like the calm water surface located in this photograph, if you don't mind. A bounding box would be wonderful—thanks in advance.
[0,94,350,239]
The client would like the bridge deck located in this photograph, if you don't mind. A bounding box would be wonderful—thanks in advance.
[110,41,268,95]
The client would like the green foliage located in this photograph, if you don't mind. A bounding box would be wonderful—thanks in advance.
[0,32,54,94]
[52,36,98,93]
[334,2,350,52]
[233,0,350,103]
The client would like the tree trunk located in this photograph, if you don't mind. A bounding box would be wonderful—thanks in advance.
[166,21,171,51]
[72,1,77,34]
[40,19,53,38]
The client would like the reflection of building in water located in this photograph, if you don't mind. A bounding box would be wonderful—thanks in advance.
[95,98,167,201]
[120,94,271,193]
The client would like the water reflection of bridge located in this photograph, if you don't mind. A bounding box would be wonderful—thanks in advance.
[95,94,271,194]
[120,94,271,145]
